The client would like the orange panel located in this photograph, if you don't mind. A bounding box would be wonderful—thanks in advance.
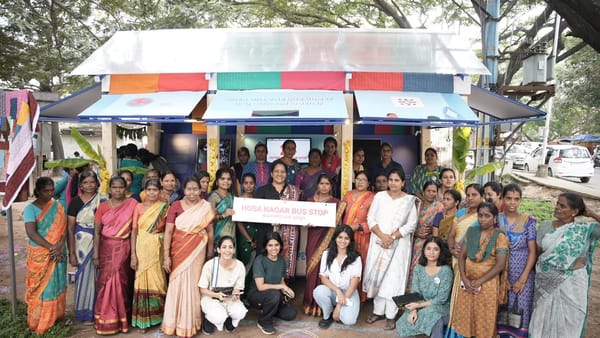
[109,74,159,94]
[349,72,404,91]
[192,122,207,134]
[158,73,208,91]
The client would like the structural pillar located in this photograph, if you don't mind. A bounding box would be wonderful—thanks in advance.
[340,93,354,197]
[101,122,117,174]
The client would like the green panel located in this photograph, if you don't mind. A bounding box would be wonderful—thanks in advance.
[392,125,409,134]
[257,126,291,134]
[217,72,281,90]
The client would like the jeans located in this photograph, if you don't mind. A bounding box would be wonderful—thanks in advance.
[247,288,297,327]
[312,285,360,325]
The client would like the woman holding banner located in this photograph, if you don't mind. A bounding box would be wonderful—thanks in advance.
[207,168,237,252]
[303,174,340,316]
[254,160,300,281]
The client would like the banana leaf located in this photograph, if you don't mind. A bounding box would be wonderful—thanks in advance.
[44,158,93,169]
[118,166,149,175]
[71,128,105,165]
[466,161,505,181]
[453,127,471,174]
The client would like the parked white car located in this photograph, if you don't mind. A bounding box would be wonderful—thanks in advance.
[504,146,529,170]
[524,145,594,183]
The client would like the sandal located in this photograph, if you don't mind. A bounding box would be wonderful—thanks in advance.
[366,314,385,324]
[384,319,396,330]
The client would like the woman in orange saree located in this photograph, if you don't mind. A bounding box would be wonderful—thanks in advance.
[161,176,215,338]
[341,170,374,302]
[24,177,68,334]
[93,176,138,335]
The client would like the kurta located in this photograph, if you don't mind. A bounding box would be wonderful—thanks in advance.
[363,192,418,299]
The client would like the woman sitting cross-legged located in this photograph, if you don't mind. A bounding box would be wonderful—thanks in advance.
[396,236,453,338]
[313,225,362,329]
[198,236,247,335]
[246,232,297,335]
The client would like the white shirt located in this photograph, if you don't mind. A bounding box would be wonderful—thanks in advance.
[319,249,362,290]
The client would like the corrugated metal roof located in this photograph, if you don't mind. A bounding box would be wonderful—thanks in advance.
[72,28,490,76]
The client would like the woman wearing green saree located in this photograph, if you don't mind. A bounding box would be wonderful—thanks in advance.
[207,168,237,253]
[529,192,600,338]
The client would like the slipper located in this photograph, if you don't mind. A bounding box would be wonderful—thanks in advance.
[63,319,73,326]
[384,319,396,330]
[366,314,385,324]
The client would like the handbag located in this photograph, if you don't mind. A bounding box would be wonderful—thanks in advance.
[498,294,523,328]
[392,292,424,309]
[210,257,235,299]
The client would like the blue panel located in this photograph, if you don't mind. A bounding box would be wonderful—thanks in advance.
[203,90,348,125]
[403,73,454,93]
[355,90,478,126]
[79,91,206,122]
[160,134,203,183]
[162,123,192,134]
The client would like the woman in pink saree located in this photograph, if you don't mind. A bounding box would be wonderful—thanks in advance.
[93,176,138,335]
[161,176,215,337]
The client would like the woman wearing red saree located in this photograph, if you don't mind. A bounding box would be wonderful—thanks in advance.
[24,177,68,334]
[303,174,339,316]
[341,170,374,302]
[161,176,215,337]
[93,176,138,335]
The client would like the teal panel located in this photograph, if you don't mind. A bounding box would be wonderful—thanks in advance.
[217,72,281,90]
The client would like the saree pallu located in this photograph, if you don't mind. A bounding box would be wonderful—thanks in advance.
[436,213,455,241]
[448,210,478,316]
[208,191,236,251]
[162,200,215,338]
[277,185,301,280]
[94,198,137,335]
[446,228,509,338]
[529,220,599,338]
[74,193,103,322]
[132,202,168,329]
[342,190,374,302]
[303,196,339,316]
[25,200,67,334]
[408,201,442,291]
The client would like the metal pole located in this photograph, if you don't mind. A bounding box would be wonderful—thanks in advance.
[536,12,560,177]
[7,206,18,317]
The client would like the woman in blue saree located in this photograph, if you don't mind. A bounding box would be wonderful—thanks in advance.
[67,170,105,323]
[207,168,237,252]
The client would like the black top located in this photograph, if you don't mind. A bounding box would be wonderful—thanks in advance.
[254,183,288,200]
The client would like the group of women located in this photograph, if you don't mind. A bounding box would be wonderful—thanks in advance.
[23,141,600,338]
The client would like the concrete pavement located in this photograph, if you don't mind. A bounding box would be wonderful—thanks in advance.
[512,171,600,200]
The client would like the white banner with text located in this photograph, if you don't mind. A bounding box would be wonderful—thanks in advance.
[231,197,336,227]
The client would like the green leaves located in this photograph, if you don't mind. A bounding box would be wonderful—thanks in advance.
[44,158,91,169]
[452,127,471,175]
[465,161,504,181]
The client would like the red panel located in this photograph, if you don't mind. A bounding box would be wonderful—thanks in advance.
[374,125,393,134]
[158,73,209,91]
[349,72,404,91]
[281,72,345,90]
[323,125,334,134]
[245,126,259,134]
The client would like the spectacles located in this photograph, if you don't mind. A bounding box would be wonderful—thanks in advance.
[355,178,368,182]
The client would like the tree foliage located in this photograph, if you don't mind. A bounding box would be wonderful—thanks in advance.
[552,45,600,138]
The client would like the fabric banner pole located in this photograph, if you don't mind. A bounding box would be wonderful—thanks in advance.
[7,206,18,317]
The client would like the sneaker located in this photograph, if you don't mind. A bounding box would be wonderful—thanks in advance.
[224,317,235,333]
[318,317,334,329]
[202,317,215,335]
[257,322,276,335]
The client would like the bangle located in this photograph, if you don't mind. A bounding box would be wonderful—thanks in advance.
[391,234,397,240]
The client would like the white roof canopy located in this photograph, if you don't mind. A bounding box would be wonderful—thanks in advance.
[72,28,490,76]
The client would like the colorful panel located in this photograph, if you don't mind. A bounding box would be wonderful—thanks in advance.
[281,72,345,90]
[109,74,159,94]
[217,72,281,90]
[158,73,208,91]
[403,73,454,93]
[349,72,404,91]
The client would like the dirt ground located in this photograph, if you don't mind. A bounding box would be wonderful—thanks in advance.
[1,181,600,337]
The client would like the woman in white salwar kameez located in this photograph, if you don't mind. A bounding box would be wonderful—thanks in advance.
[363,167,418,331]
